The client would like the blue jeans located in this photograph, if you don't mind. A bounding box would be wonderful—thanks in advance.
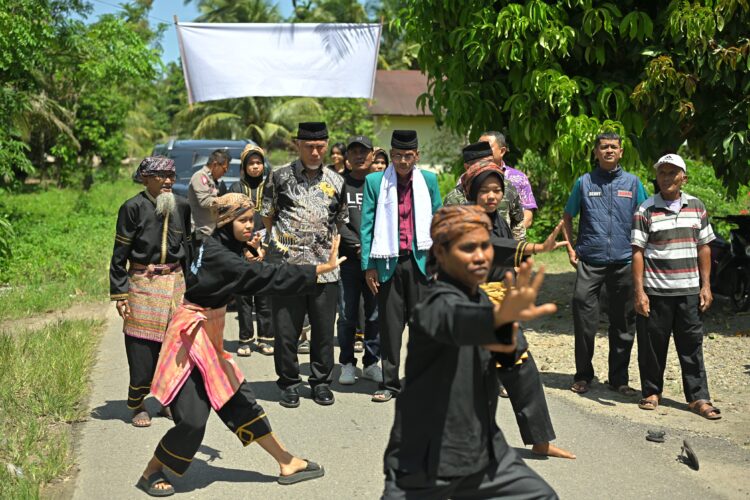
[337,258,380,367]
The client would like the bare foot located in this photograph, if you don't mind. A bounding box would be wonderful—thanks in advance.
[532,442,576,459]
[279,456,309,477]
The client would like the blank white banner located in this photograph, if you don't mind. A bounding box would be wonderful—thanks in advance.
[176,22,382,103]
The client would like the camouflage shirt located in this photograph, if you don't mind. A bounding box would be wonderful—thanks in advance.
[260,160,348,283]
[443,180,526,240]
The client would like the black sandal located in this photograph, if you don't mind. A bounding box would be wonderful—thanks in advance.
[255,341,274,356]
[679,439,700,471]
[278,460,325,485]
[136,471,175,497]
[371,389,395,403]
[237,342,253,357]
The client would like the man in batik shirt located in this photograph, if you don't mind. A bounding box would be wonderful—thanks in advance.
[261,122,348,408]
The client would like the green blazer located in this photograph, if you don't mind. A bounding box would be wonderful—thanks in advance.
[360,168,442,282]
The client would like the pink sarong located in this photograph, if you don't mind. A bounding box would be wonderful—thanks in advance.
[151,301,244,410]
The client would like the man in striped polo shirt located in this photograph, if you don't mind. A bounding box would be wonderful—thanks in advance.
[631,153,721,420]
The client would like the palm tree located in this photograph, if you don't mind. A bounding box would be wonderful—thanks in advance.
[175,96,323,147]
[190,0,282,23]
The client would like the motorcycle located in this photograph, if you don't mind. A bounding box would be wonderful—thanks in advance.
[710,215,750,311]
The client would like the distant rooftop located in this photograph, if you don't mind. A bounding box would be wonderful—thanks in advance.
[368,70,433,117]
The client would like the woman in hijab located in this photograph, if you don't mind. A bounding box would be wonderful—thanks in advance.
[136,193,344,496]
[462,159,576,460]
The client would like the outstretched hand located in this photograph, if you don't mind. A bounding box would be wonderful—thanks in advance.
[540,220,568,253]
[493,259,557,327]
[316,235,346,275]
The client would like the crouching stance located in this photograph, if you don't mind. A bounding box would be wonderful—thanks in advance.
[382,205,558,499]
[137,194,344,497]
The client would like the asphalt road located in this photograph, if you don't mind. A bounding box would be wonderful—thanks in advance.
[71,308,750,499]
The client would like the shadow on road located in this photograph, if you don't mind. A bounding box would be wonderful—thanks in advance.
[173,456,277,492]
[89,398,167,423]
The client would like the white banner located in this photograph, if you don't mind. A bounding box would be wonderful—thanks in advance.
[176,22,382,104]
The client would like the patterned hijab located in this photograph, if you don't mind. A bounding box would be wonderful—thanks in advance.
[215,193,254,228]
[431,205,492,246]
[462,159,504,202]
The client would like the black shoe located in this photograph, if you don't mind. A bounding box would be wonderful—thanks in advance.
[279,386,300,408]
[312,385,335,406]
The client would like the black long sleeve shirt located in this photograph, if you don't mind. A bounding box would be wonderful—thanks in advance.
[384,275,518,478]
[109,192,191,300]
[185,229,318,308]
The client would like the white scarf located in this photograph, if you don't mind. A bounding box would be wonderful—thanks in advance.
[371,164,433,261]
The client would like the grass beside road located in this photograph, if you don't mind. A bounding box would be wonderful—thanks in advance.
[0,178,140,321]
[0,319,104,499]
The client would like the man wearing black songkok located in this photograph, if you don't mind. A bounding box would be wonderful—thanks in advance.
[359,130,442,402]
[261,122,349,408]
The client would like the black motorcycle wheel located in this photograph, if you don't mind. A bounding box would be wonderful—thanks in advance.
[731,272,750,312]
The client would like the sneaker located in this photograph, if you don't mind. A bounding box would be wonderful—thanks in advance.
[339,363,356,385]
[362,364,383,384]
[298,339,310,354]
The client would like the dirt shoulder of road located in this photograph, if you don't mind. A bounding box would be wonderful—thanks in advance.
[525,270,750,449]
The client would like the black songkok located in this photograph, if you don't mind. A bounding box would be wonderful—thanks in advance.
[391,130,418,150]
[296,122,329,140]
[462,141,493,164]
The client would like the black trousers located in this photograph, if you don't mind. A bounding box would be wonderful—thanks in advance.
[272,282,338,389]
[378,255,430,394]
[636,294,711,402]
[124,335,161,410]
[154,369,271,476]
[498,352,556,445]
[382,447,557,500]
[234,294,273,343]
[572,261,635,387]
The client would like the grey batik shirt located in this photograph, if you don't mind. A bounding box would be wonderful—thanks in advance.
[261,160,348,283]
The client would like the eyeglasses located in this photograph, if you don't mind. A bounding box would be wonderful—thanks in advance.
[153,173,176,180]
[392,153,416,162]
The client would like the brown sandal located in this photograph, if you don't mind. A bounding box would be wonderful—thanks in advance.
[638,396,660,410]
[571,380,589,394]
[688,399,722,420]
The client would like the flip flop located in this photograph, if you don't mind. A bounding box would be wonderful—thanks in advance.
[646,430,665,443]
[136,471,174,497]
[131,409,151,428]
[255,341,274,356]
[570,380,589,394]
[237,343,252,357]
[371,390,395,403]
[680,440,700,470]
[277,460,325,485]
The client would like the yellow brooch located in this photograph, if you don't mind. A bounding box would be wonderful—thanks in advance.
[318,182,336,198]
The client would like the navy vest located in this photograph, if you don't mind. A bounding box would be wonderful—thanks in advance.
[576,167,640,264]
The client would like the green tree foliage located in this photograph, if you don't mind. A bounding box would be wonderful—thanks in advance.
[191,0,281,23]
[395,0,750,191]
[0,0,161,188]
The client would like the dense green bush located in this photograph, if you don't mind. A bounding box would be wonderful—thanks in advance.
[0,178,140,319]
